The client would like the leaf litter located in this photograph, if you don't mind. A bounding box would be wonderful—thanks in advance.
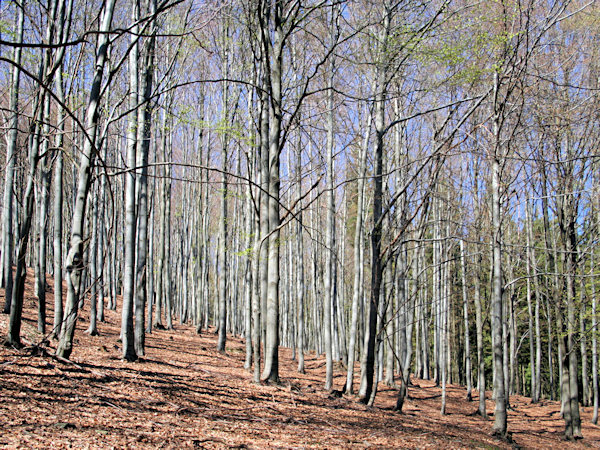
[1,273,600,449]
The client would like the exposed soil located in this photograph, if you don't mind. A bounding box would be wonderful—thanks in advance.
[1,271,600,448]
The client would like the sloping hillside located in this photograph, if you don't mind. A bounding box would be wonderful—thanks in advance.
[1,275,599,449]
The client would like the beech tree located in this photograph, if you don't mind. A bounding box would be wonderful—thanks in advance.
[56,0,117,358]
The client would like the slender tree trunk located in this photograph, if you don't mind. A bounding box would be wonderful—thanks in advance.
[562,199,582,438]
[295,126,305,374]
[581,300,590,406]
[52,67,65,338]
[154,113,167,329]
[7,118,43,346]
[121,0,141,362]
[134,0,156,356]
[244,86,256,369]
[359,42,388,402]
[346,112,371,394]
[164,117,174,330]
[254,65,269,382]
[421,244,430,380]
[86,183,99,336]
[474,247,487,417]
[261,42,282,383]
[526,202,542,402]
[441,236,448,415]
[259,0,284,383]
[525,204,536,400]
[7,0,61,345]
[323,51,335,391]
[592,251,598,424]
[56,0,117,358]
[36,91,53,334]
[461,239,473,401]
[243,176,254,369]
[1,1,24,315]
[217,24,232,352]
[146,193,155,333]
[49,0,72,334]
[491,73,507,437]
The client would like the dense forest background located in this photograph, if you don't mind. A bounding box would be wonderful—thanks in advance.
[1,0,599,442]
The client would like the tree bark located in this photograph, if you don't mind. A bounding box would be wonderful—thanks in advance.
[346,112,371,394]
[1,0,24,315]
[592,250,599,424]
[323,45,335,391]
[358,74,385,403]
[134,0,156,356]
[56,0,116,358]
[491,73,507,438]
[121,0,141,362]
[52,66,65,338]
[460,239,473,400]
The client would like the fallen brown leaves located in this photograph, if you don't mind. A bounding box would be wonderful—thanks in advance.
[1,273,599,449]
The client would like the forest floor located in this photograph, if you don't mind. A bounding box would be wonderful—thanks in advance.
[1,273,600,448]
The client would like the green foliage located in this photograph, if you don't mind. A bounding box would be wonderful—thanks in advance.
[0,20,15,39]
[235,246,254,258]
[213,117,246,142]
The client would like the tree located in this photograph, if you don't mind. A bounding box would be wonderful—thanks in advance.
[1,0,25,316]
[56,0,117,359]
[7,0,70,347]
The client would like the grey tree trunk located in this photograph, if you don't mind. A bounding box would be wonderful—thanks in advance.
[96,153,105,324]
[49,0,73,337]
[581,301,590,406]
[154,111,168,329]
[323,49,335,391]
[164,114,174,330]
[346,112,371,393]
[36,91,53,334]
[7,0,62,345]
[592,251,598,424]
[121,0,141,362]
[524,207,535,399]
[217,23,232,353]
[7,113,44,347]
[539,173,555,400]
[526,202,541,402]
[216,147,228,351]
[358,8,390,397]
[384,250,395,387]
[474,245,487,417]
[440,233,448,415]
[259,0,285,383]
[146,193,155,333]
[359,83,385,403]
[295,125,305,374]
[261,34,282,383]
[244,89,256,370]
[86,182,99,336]
[254,64,269,382]
[56,0,117,358]
[109,156,118,312]
[491,73,507,438]
[337,204,348,366]
[243,175,254,369]
[560,195,582,438]
[1,1,24,315]
[420,244,430,380]
[52,66,65,338]
[460,239,472,400]
[134,0,156,356]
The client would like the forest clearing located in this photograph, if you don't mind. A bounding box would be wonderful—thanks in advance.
[1,275,600,449]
